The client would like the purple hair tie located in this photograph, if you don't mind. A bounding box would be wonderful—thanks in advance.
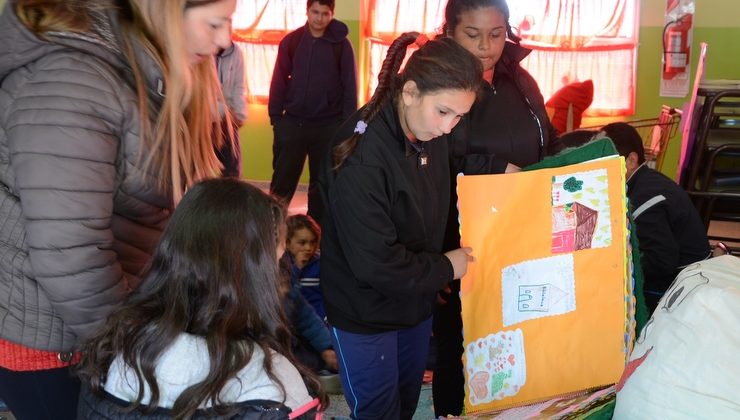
[354,120,367,135]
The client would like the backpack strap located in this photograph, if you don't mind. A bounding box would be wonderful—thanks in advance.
[288,398,322,419]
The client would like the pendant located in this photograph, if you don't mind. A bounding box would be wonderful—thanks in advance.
[418,150,429,168]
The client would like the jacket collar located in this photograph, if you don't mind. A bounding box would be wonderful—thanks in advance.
[627,162,649,187]
[494,41,532,80]
[386,97,429,158]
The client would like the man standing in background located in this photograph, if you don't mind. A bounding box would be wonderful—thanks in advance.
[269,0,357,223]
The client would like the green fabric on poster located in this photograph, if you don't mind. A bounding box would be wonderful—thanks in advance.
[524,138,619,171]
[522,137,649,337]
[578,400,616,420]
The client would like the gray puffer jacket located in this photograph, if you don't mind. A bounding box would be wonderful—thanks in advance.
[0,3,172,352]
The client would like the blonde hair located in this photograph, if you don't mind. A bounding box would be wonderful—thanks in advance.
[16,0,232,203]
[14,0,96,34]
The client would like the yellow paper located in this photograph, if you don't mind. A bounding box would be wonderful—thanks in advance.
[458,157,629,414]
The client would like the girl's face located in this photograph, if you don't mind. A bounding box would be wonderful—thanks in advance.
[183,0,237,64]
[451,6,508,72]
[400,83,476,142]
[307,1,334,36]
[287,227,319,268]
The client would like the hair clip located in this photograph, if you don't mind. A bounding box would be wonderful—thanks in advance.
[415,33,429,48]
[354,120,367,135]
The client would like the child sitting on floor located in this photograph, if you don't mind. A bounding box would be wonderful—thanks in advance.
[282,214,325,320]
[280,215,340,393]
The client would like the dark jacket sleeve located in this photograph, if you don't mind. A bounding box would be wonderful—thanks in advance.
[453,153,510,175]
[289,286,332,352]
[330,164,454,296]
[633,201,681,292]
[448,119,509,174]
[268,35,293,125]
[339,39,358,121]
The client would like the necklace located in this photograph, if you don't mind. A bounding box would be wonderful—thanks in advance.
[408,140,429,169]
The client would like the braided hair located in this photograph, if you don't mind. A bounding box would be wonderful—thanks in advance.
[333,32,482,169]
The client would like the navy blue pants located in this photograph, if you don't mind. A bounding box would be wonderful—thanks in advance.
[0,366,80,420]
[331,318,432,420]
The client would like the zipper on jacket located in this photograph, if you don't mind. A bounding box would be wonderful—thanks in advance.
[523,96,544,160]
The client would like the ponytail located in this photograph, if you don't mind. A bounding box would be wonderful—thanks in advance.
[333,32,420,170]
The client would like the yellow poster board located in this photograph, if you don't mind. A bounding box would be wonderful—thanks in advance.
[457,157,632,414]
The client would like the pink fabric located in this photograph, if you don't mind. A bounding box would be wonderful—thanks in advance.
[288,397,322,419]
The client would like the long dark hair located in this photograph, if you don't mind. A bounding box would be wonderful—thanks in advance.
[333,33,483,169]
[77,178,325,418]
[442,0,521,44]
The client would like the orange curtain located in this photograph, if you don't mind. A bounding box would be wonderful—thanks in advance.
[366,0,639,115]
[231,0,306,103]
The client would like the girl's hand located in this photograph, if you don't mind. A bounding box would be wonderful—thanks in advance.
[505,163,521,173]
[444,247,475,280]
[322,349,339,372]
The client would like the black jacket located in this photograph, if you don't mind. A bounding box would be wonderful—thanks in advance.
[268,20,357,127]
[444,42,560,251]
[448,42,560,173]
[77,385,299,420]
[318,98,455,334]
[628,165,711,296]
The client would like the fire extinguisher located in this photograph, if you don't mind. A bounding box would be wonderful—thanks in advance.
[663,14,692,79]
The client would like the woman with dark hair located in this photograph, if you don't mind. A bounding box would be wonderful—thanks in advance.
[76,179,325,419]
[319,33,483,419]
[433,0,560,416]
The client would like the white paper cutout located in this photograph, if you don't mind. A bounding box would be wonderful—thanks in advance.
[551,169,612,253]
[502,254,576,327]
[466,329,527,405]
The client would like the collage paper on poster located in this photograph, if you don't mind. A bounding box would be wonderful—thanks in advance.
[457,157,631,414]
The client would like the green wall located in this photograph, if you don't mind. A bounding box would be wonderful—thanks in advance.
[631,1,740,179]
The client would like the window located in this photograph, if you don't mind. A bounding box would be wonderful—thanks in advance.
[365,0,639,115]
[231,0,306,103]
